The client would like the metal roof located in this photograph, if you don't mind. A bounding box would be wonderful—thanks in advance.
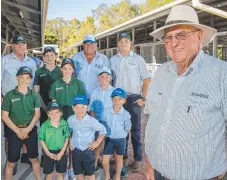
[1,0,48,49]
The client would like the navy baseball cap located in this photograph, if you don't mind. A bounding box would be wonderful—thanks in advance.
[111,88,127,99]
[16,66,33,78]
[46,102,62,112]
[72,94,89,106]
[98,67,112,75]
[43,46,56,55]
[61,58,75,68]
[119,32,131,41]
[12,35,27,44]
[83,34,96,44]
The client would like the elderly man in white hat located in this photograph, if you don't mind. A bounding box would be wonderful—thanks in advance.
[145,5,227,180]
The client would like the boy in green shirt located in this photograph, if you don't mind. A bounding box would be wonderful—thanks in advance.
[50,58,87,120]
[39,102,69,180]
[2,66,41,180]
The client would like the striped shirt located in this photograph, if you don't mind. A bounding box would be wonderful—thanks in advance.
[1,52,37,96]
[145,50,227,180]
[110,50,150,95]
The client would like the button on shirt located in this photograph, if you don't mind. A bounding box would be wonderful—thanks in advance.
[110,50,150,95]
[103,107,131,139]
[67,114,106,151]
[145,51,227,180]
[89,85,115,111]
[1,53,37,96]
[72,51,110,96]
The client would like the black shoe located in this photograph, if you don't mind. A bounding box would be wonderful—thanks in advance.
[13,163,17,176]
[21,153,32,166]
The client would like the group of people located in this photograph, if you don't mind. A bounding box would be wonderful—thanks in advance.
[1,4,227,180]
[1,16,151,180]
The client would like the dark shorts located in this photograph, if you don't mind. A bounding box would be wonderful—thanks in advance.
[4,123,9,138]
[43,150,67,174]
[8,126,38,163]
[72,148,95,176]
[103,137,126,155]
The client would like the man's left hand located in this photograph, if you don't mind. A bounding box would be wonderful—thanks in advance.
[20,127,31,139]
[88,141,100,150]
[137,99,145,107]
[56,152,63,161]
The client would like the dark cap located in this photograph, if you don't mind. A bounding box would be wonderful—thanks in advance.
[16,66,33,78]
[43,46,56,55]
[61,58,75,68]
[12,35,27,44]
[46,102,62,112]
[119,32,131,41]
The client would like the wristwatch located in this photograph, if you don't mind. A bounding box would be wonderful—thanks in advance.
[141,96,146,101]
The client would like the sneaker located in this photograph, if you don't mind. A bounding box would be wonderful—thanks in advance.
[121,166,128,178]
[21,153,32,166]
[68,168,75,180]
[94,166,100,174]
[131,161,142,172]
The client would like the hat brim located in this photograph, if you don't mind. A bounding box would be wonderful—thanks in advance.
[111,95,126,99]
[43,50,56,55]
[150,22,217,47]
[61,62,75,68]
[17,72,33,78]
[99,71,112,75]
[83,40,96,44]
[13,40,27,44]
[47,107,61,112]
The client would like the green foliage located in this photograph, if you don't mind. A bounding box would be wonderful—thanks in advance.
[140,0,174,13]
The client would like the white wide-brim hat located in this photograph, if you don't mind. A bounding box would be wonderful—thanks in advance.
[150,5,217,47]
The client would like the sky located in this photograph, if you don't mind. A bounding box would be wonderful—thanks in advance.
[47,0,146,21]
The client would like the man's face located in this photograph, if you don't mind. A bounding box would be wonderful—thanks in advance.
[17,74,32,88]
[12,42,27,56]
[99,73,112,87]
[44,51,56,64]
[47,109,62,121]
[164,25,203,64]
[83,42,97,55]
[112,96,126,109]
[61,64,74,78]
[72,104,88,117]
[118,38,131,53]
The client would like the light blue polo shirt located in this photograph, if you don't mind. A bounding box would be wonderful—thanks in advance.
[72,51,110,96]
[1,52,37,96]
[110,50,150,95]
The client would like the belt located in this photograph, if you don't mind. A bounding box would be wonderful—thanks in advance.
[16,124,29,128]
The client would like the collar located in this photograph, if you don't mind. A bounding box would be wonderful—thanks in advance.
[60,76,77,84]
[75,114,89,123]
[14,86,32,95]
[82,51,100,62]
[43,64,59,72]
[98,84,113,91]
[117,50,134,58]
[46,118,66,128]
[111,107,124,115]
[11,52,29,62]
[167,50,204,76]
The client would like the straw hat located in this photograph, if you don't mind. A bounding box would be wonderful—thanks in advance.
[150,5,217,46]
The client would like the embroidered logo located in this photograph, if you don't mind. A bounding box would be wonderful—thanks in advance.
[12,98,20,102]
[40,74,47,77]
[191,92,209,98]
[95,64,102,69]
[56,87,64,91]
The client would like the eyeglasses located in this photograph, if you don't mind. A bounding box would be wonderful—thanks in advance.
[162,30,200,43]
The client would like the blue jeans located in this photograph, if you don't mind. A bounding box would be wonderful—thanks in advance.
[123,95,143,161]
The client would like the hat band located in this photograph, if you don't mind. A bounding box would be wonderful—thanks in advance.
[165,20,193,26]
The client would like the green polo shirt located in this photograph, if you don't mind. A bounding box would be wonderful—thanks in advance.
[1,87,41,125]
[39,118,70,150]
[34,65,62,105]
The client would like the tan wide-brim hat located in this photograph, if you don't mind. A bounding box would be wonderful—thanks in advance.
[150,5,217,47]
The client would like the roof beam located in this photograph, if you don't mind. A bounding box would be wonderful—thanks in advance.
[15,24,40,33]
[2,0,41,14]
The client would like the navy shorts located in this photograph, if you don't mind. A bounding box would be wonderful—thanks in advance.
[43,150,67,175]
[72,148,95,176]
[8,126,38,163]
[103,137,126,155]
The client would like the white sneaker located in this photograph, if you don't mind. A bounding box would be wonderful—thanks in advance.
[68,168,76,180]
[64,169,69,180]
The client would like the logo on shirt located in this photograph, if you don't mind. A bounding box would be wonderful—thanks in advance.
[95,64,102,69]
[191,92,209,99]
[47,133,53,136]
[56,87,64,91]
[40,74,47,77]
[12,98,20,103]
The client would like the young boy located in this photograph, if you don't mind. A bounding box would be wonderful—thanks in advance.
[39,102,69,180]
[89,67,115,172]
[49,58,87,179]
[102,88,132,180]
[68,94,106,180]
[1,66,41,180]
